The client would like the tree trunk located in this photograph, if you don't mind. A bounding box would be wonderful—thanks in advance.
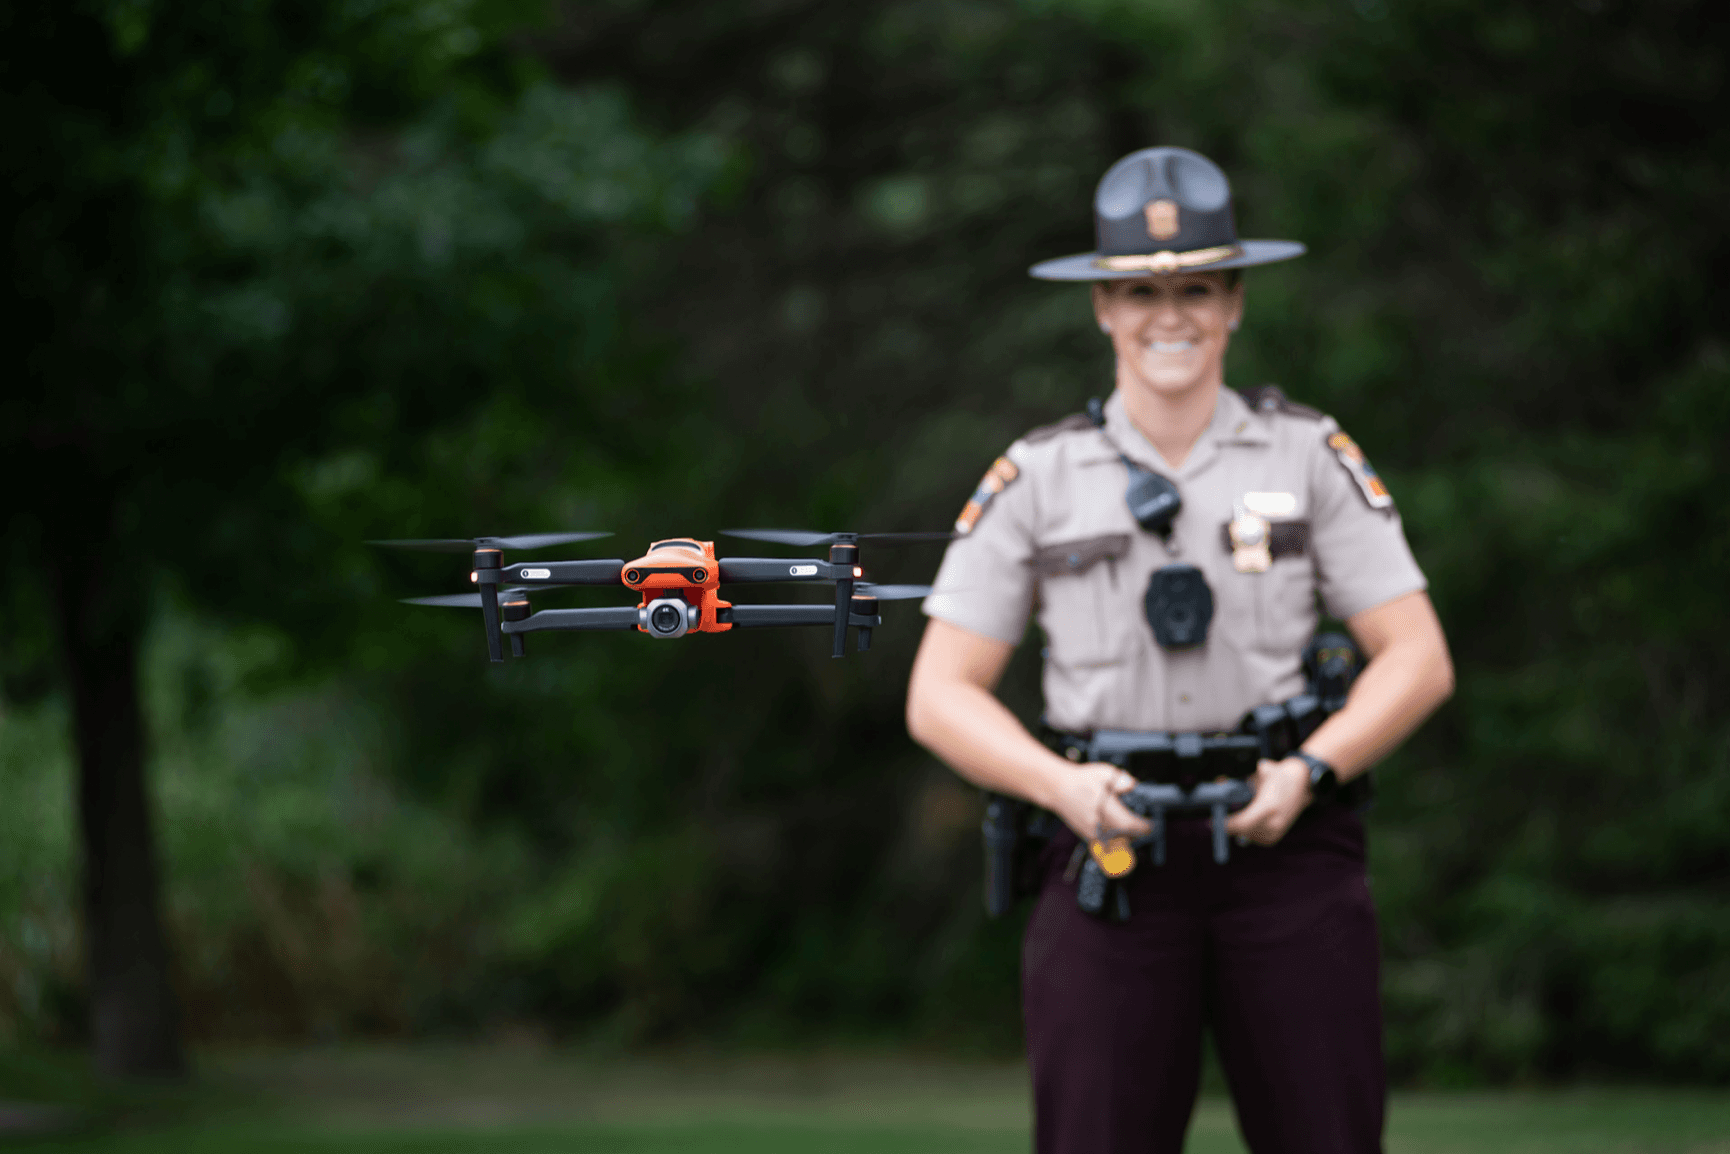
[48,543,185,1079]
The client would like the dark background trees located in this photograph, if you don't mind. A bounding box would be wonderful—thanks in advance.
[2,0,1725,1083]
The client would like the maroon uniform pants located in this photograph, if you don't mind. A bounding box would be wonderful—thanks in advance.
[1022,806,1384,1154]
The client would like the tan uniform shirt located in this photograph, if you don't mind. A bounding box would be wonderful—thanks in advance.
[923,387,1427,733]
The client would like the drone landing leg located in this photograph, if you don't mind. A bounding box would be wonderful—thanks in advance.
[829,542,858,658]
[502,596,531,658]
[474,548,505,663]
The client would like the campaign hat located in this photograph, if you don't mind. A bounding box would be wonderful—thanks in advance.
[1030,147,1305,281]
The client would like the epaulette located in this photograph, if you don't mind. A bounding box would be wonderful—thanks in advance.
[1237,385,1323,421]
[1023,412,1100,445]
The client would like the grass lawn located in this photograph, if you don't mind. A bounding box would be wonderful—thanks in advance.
[2,1046,1726,1153]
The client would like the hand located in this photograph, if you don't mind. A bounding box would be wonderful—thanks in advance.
[1224,757,1311,846]
[1047,762,1151,842]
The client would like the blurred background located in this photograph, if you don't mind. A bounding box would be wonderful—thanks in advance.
[2,0,1727,1143]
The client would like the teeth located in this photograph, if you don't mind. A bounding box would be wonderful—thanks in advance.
[1149,340,1195,354]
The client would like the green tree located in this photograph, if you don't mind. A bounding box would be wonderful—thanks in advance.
[2,0,717,1075]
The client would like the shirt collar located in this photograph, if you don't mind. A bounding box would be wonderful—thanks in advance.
[1101,386,1269,480]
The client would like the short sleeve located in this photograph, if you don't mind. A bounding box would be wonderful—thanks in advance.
[922,443,1038,644]
[1307,418,1428,619]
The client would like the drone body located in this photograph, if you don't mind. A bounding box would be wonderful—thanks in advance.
[619,538,732,637]
[381,530,943,662]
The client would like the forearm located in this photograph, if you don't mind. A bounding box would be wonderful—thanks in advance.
[1300,630,1453,780]
[906,672,1073,810]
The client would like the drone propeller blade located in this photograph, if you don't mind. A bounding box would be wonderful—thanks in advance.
[371,532,611,553]
[722,529,954,548]
[855,531,954,545]
[485,531,613,551]
[721,529,838,547]
[373,539,481,553]
[402,587,531,609]
[854,583,933,601]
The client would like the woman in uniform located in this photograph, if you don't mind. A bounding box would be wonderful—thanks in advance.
[905,146,1454,1154]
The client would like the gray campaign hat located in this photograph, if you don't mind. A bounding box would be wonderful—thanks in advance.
[1030,147,1305,281]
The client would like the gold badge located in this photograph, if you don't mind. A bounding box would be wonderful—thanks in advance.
[954,456,1020,536]
[1228,503,1272,573]
[1326,431,1394,510]
[1144,198,1180,241]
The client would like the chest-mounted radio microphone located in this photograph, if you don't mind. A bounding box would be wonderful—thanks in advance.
[1089,395,1184,539]
[1124,461,1182,538]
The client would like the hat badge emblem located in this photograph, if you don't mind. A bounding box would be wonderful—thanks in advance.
[1145,198,1180,241]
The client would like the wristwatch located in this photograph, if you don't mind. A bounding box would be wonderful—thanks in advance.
[1293,750,1339,799]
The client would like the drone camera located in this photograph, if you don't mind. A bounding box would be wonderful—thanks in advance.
[641,596,698,639]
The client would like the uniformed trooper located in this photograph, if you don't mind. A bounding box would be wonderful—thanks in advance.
[905,147,1455,1154]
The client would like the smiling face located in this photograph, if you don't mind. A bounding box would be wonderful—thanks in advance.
[1091,272,1244,403]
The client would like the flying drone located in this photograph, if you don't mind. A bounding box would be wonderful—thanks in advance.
[374,529,948,661]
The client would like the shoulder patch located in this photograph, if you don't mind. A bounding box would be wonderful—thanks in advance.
[955,456,1020,536]
[1023,412,1099,445]
[1238,385,1323,421]
[1326,431,1395,511]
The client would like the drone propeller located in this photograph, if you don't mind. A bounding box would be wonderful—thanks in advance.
[722,529,953,548]
[370,531,613,554]
[400,587,532,609]
[853,582,932,602]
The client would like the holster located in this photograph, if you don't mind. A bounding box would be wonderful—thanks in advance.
[981,794,1059,918]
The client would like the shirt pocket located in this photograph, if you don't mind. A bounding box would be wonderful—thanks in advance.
[1032,533,1132,668]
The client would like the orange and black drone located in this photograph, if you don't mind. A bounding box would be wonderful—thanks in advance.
[375,529,947,661]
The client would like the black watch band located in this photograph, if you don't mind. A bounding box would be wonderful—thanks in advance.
[1293,750,1339,798]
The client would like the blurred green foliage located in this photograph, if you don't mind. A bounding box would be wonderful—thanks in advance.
[3,0,1727,1085]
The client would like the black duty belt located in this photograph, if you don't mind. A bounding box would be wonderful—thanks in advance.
[1041,721,1374,832]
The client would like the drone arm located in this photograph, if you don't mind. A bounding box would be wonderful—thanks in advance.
[504,607,642,634]
[715,603,885,631]
[716,558,851,584]
[501,560,626,586]
[720,604,835,628]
